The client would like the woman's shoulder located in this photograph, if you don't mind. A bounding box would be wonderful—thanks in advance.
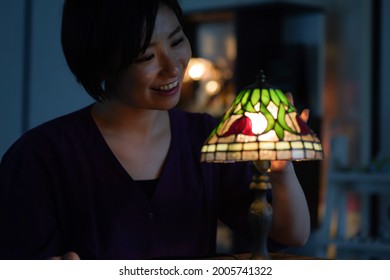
[2,104,94,159]
[31,104,93,133]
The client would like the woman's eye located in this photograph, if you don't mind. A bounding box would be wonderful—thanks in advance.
[135,54,154,63]
[172,37,184,47]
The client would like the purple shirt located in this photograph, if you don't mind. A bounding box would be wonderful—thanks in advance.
[0,105,255,259]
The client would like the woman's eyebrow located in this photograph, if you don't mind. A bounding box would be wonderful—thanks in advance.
[168,25,182,39]
[148,26,183,47]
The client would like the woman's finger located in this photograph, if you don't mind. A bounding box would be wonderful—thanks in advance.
[285,92,309,123]
[285,92,294,105]
[300,108,310,123]
[63,252,80,260]
[48,251,80,260]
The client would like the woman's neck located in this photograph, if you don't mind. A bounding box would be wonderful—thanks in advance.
[91,100,172,180]
[91,100,169,141]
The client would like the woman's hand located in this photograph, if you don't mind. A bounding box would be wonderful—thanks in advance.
[49,251,80,260]
[270,92,310,173]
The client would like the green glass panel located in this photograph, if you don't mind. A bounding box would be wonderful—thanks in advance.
[217,119,231,135]
[216,122,224,135]
[270,89,280,106]
[236,109,244,115]
[233,103,242,114]
[222,105,235,121]
[260,105,275,133]
[274,122,284,140]
[244,100,256,113]
[287,105,296,113]
[261,89,270,105]
[241,89,250,105]
[234,90,246,105]
[251,88,260,105]
[276,89,289,106]
[277,104,294,133]
[221,104,238,123]
[206,127,217,141]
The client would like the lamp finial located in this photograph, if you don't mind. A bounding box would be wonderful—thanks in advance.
[255,69,267,85]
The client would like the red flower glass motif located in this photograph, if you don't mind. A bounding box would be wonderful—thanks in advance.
[296,116,310,135]
[222,116,255,137]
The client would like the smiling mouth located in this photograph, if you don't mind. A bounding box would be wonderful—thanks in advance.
[152,80,179,91]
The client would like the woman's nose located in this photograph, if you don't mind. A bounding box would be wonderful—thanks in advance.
[160,53,179,77]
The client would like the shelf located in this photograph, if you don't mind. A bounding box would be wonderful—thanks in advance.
[319,171,390,259]
[328,172,390,193]
[329,172,390,183]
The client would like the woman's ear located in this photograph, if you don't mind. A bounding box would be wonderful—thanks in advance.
[98,71,111,81]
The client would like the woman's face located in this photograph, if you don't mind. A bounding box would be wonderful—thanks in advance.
[109,4,192,111]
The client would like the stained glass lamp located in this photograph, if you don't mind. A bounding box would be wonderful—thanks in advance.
[201,70,323,259]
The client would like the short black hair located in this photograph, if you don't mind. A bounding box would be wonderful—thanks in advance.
[61,0,183,101]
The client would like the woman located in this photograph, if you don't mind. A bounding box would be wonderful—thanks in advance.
[0,0,310,259]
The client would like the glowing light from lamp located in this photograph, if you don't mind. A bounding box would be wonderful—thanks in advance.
[246,112,268,135]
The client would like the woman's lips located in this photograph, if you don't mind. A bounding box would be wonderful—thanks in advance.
[152,80,180,96]
[156,80,179,91]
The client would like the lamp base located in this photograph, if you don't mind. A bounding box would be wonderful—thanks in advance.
[249,160,273,260]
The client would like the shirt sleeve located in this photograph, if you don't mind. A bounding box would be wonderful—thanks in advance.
[0,136,62,259]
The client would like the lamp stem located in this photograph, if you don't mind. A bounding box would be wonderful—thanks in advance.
[249,160,273,260]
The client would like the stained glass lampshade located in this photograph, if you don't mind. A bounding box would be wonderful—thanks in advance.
[200,72,323,163]
[200,71,323,259]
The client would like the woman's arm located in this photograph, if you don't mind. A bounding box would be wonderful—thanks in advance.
[268,105,311,246]
[268,161,310,246]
